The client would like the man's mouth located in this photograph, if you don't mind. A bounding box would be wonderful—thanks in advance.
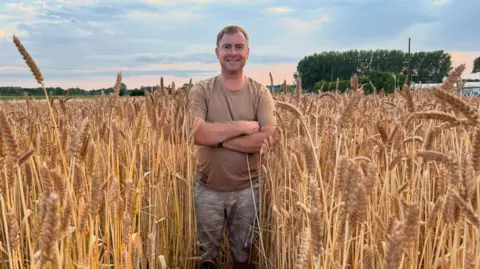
[226,59,240,63]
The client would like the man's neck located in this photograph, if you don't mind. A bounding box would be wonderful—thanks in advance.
[221,70,245,90]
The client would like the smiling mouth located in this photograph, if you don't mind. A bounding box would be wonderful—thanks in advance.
[226,59,240,63]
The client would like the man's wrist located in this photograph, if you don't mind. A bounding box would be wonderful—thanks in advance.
[232,121,246,134]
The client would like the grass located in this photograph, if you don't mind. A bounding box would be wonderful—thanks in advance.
[1,34,480,269]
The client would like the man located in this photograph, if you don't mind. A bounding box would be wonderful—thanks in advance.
[188,25,277,269]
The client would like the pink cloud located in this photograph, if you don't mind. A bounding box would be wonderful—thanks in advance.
[450,51,480,78]
[119,63,297,89]
[0,62,297,90]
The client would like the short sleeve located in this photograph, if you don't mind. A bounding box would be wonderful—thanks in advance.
[188,82,207,121]
[257,85,277,127]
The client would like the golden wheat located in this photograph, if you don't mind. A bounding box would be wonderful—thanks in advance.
[3,35,480,268]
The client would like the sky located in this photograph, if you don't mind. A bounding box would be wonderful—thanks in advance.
[0,0,479,90]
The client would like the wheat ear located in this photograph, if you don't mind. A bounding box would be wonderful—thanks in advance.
[12,35,44,85]
[431,87,478,125]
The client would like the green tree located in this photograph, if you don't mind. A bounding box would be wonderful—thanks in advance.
[130,89,145,96]
[296,49,451,91]
[314,70,406,94]
[409,50,451,83]
[119,83,127,96]
[473,57,480,73]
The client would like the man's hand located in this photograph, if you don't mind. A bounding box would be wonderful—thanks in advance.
[239,121,260,135]
[222,125,276,153]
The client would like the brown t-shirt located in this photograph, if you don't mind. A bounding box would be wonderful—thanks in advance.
[189,75,277,192]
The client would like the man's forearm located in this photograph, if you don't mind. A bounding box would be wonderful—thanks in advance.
[222,127,276,153]
[194,121,247,146]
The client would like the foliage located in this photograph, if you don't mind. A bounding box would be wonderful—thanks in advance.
[119,83,127,96]
[297,49,451,91]
[474,56,480,73]
[366,70,407,93]
[407,51,451,83]
[268,83,297,94]
[0,83,180,97]
[130,89,145,96]
[314,70,407,94]
[0,86,96,96]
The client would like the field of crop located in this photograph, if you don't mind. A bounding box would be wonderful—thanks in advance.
[2,36,480,269]
[0,96,99,101]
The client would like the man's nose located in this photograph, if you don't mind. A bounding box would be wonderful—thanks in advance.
[228,47,238,55]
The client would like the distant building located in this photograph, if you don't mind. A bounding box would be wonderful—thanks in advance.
[411,82,480,96]
[461,82,480,96]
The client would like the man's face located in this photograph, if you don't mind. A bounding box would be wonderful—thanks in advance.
[215,31,249,74]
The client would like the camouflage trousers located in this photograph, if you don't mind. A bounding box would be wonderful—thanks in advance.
[194,181,259,264]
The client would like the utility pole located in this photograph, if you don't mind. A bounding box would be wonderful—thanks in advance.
[407,37,411,86]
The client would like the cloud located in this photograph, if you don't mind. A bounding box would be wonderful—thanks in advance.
[142,0,216,5]
[75,28,92,37]
[432,0,448,5]
[423,0,479,53]
[0,13,15,20]
[133,53,298,65]
[266,6,293,13]
[141,0,270,5]
[5,3,38,14]
[61,0,95,5]
[86,21,103,27]
[0,62,298,90]
[280,15,329,33]
[1,26,29,38]
[451,53,465,60]
[0,68,216,80]
[450,51,480,77]
[127,9,202,21]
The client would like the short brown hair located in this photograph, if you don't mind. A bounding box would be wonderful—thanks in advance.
[216,25,249,46]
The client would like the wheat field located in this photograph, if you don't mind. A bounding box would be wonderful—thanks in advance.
[1,36,480,269]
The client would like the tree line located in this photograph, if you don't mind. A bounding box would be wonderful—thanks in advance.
[0,83,174,97]
[0,83,127,97]
[0,80,192,97]
[295,49,453,93]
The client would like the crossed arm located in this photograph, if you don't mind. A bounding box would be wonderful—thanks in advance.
[193,119,276,153]
[193,119,248,146]
[221,125,276,153]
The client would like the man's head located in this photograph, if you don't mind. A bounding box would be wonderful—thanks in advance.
[215,25,250,75]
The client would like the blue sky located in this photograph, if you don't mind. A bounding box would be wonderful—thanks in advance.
[0,0,479,89]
